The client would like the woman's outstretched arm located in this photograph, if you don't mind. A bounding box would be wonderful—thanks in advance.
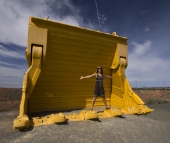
[104,74,112,78]
[79,73,96,80]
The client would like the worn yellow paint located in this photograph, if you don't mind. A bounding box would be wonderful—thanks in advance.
[13,16,153,129]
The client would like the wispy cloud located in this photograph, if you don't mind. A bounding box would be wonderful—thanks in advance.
[99,14,107,24]
[140,10,148,15]
[0,66,26,78]
[131,40,151,56]
[0,65,27,88]
[144,27,150,32]
[126,40,170,82]
[0,0,96,47]
[0,60,24,67]
[0,45,25,59]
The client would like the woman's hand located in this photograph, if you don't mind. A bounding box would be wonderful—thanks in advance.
[79,76,84,80]
[80,73,96,79]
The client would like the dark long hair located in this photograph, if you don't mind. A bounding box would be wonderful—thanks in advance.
[96,65,103,75]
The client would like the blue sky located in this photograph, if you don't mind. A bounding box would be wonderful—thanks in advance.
[0,0,170,88]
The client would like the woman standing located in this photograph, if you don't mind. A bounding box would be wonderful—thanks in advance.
[79,66,112,110]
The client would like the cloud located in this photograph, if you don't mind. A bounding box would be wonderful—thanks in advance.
[0,0,96,47]
[144,27,150,32]
[0,45,27,87]
[126,40,170,83]
[0,45,25,59]
[0,66,26,78]
[131,40,151,56]
[0,65,27,87]
[99,14,107,24]
[140,10,148,14]
[0,60,24,67]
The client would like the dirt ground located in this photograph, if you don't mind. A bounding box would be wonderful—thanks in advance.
[0,103,170,143]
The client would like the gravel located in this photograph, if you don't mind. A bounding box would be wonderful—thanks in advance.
[0,103,170,143]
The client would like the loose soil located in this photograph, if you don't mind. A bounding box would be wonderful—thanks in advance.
[0,104,170,143]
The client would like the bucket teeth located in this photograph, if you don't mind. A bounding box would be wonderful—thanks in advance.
[102,108,124,118]
[66,110,99,121]
[139,105,154,114]
[13,114,29,129]
[83,110,98,120]
[121,107,140,115]
[66,108,124,121]
[47,113,66,124]
[112,108,124,116]
[13,106,154,129]
[29,113,67,126]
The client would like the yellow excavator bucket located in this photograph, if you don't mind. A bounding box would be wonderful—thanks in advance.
[13,16,153,129]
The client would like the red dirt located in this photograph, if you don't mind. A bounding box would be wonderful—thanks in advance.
[0,88,12,98]
[134,89,170,103]
[0,101,20,111]
[0,88,21,111]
